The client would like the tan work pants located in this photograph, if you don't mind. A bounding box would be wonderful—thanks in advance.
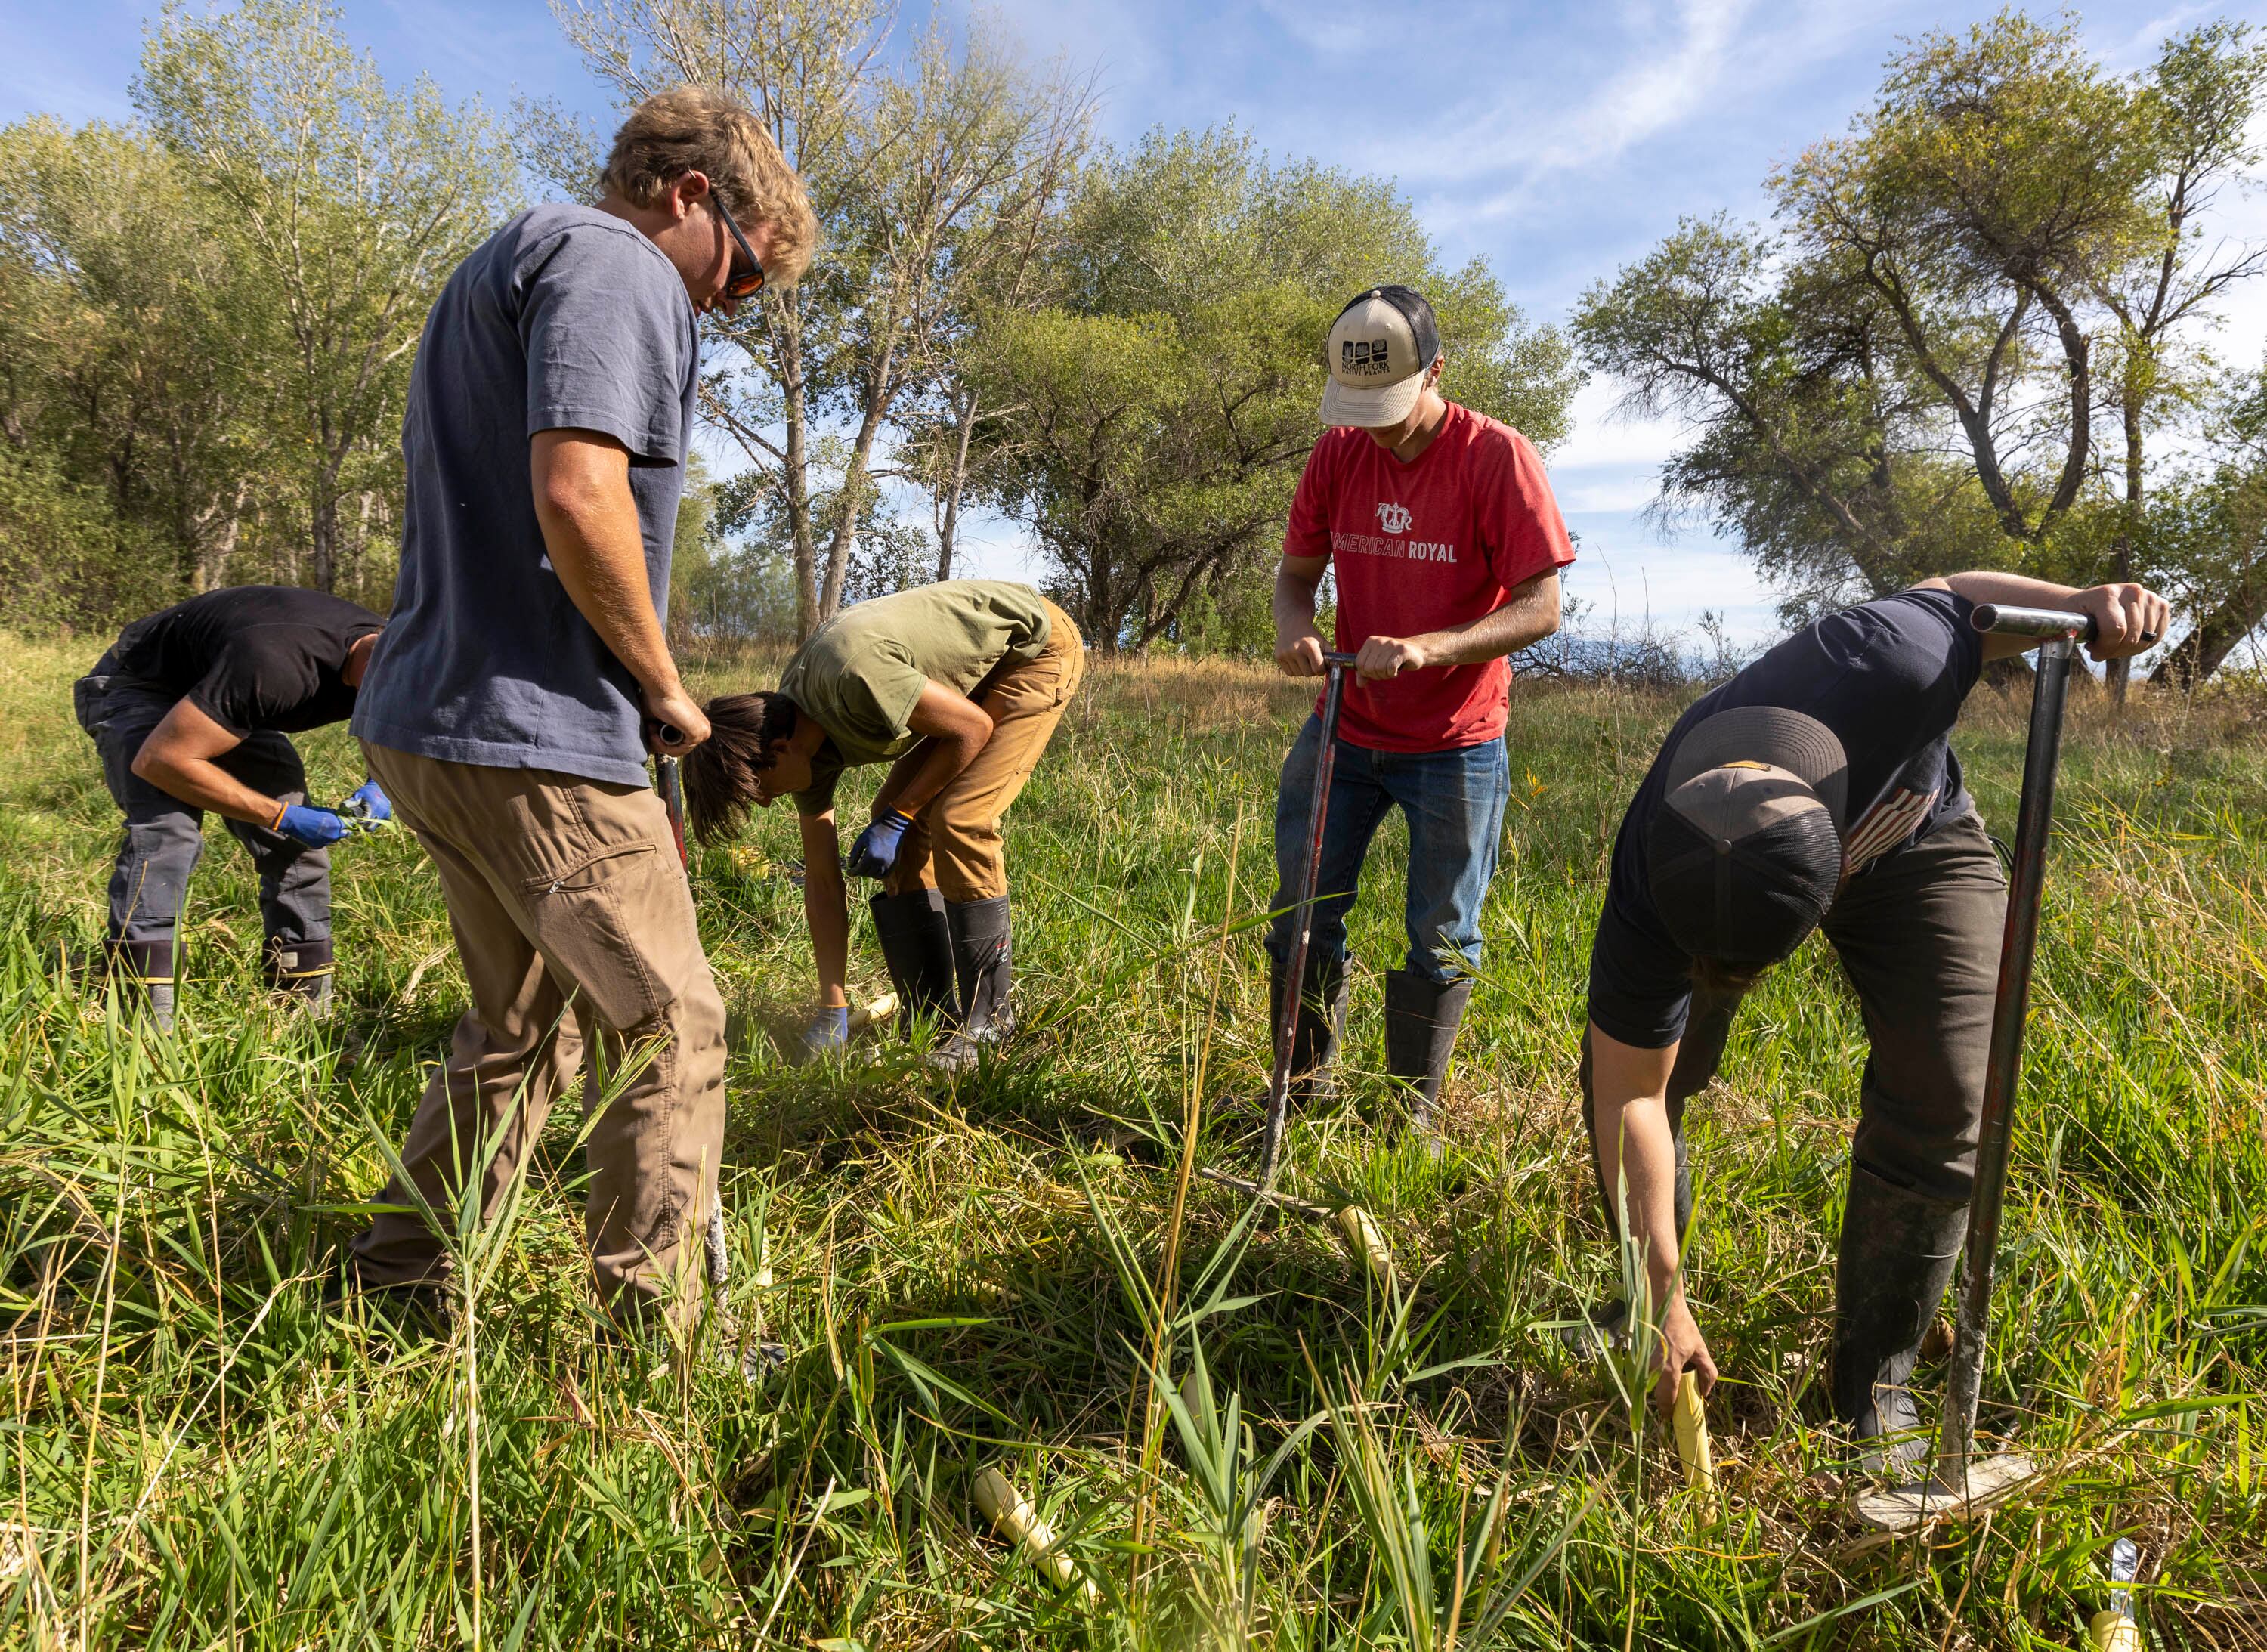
[347,744,728,1329]
[876,602,1084,903]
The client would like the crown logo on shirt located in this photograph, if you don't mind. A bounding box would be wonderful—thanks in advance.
[1375,501,1412,534]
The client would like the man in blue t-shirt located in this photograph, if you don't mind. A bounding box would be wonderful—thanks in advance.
[1578,571,2167,1468]
[340,88,814,1336]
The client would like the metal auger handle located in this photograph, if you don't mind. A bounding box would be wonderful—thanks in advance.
[1972,605,2159,648]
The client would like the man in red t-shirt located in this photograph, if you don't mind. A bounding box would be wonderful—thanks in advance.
[1268,284,1575,1134]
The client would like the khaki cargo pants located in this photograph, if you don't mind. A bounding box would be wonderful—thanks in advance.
[875,601,1085,903]
[347,744,728,1329]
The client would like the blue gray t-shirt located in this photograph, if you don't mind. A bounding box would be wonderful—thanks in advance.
[354,203,700,787]
[1587,587,1987,1049]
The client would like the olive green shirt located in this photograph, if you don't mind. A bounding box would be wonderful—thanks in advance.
[784,580,1053,815]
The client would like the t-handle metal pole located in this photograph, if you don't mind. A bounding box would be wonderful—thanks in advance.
[1933,603,2095,1494]
[1257,651,1357,1187]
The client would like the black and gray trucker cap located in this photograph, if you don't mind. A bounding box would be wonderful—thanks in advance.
[1644,707,1850,967]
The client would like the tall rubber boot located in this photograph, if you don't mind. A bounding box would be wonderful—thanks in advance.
[1832,1164,1969,1472]
[933,896,1012,1075]
[108,936,181,1032]
[1269,950,1349,1108]
[1382,969,1474,1135]
[868,890,956,1034]
[264,935,335,1011]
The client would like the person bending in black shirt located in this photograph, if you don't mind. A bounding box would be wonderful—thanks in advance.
[1577,571,2168,1468]
[73,586,391,1029]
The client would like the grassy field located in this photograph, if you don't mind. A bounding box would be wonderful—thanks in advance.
[1,633,2262,1650]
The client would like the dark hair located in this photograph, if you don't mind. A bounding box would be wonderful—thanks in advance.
[682,692,799,843]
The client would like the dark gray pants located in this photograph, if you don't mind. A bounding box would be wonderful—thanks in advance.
[73,664,330,965]
[1582,808,2006,1219]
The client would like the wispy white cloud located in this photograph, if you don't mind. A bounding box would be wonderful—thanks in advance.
[1423,0,1758,193]
[1251,0,1377,57]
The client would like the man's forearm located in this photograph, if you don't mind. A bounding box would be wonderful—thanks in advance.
[889,731,988,818]
[1274,565,1325,639]
[141,753,282,829]
[804,873,852,1006]
[1594,1094,1686,1305]
[1935,571,2083,613]
[542,508,681,698]
[1412,575,1561,667]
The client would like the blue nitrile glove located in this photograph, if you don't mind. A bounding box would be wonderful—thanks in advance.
[344,778,392,825]
[846,809,915,879]
[277,804,347,848]
[801,1005,851,1060]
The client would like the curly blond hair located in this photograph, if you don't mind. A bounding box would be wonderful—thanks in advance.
[601,85,817,286]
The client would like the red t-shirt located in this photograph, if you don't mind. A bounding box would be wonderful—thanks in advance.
[1282,402,1576,752]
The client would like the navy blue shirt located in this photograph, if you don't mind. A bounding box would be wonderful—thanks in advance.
[1588,588,1987,1048]
[354,205,701,787]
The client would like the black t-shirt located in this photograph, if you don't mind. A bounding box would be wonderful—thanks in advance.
[106,586,384,739]
[1587,588,1986,1049]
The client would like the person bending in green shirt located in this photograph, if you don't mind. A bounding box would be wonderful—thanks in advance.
[685,579,1085,1070]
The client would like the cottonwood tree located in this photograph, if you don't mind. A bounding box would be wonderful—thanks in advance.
[138,0,518,598]
[1574,217,2004,626]
[1774,14,2153,561]
[2095,23,2267,696]
[549,0,1089,636]
[1585,13,2267,679]
[0,120,255,619]
[964,125,1578,650]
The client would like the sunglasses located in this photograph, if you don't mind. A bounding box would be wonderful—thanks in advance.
[710,191,767,302]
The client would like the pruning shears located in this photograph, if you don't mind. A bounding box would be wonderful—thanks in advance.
[338,794,394,836]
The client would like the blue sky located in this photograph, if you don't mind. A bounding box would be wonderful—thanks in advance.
[9,0,2267,642]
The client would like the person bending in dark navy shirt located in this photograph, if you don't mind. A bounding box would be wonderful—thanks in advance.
[73,586,391,1029]
[1576,570,2168,1469]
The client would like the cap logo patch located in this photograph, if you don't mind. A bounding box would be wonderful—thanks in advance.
[1342,337,1393,376]
[1375,501,1411,534]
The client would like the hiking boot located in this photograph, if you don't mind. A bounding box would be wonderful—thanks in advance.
[321,1260,453,1341]
[264,935,335,1011]
[870,889,957,1035]
[107,936,182,1032]
[1269,949,1350,1109]
[1383,969,1474,1137]
[1833,1165,1968,1473]
[932,895,1013,1074]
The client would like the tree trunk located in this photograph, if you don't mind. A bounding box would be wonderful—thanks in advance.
[936,388,976,584]
[778,311,820,640]
[2153,558,2267,690]
[818,339,901,622]
[2108,394,2144,709]
[311,486,338,592]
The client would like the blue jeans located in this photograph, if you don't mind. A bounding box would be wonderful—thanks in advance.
[1264,716,1510,985]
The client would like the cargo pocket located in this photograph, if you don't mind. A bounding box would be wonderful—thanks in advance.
[521,841,675,1032]
[73,675,113,737]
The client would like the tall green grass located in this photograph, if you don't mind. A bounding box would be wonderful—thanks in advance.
[1,636,2260,1647]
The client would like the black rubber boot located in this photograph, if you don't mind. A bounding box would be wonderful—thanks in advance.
[1382,969,1474,1134]
[869,890,957,1034]
[264,935,335,1010]
[1269,950,1350,1108]
[1832,1164,1969,1472]
[108,935,181,1032]
[933,896,1013,1074]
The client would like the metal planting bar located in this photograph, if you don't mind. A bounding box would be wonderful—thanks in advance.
[1933,605,2098,1491]
[1257,651,1358,1187]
